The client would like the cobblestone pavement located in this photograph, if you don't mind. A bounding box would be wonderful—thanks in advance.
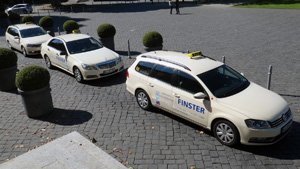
[0,3,300,169]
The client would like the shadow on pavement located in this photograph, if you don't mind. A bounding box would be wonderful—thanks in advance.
[37,108,93,125]
[116,50,141,57]
[236,121,300,160]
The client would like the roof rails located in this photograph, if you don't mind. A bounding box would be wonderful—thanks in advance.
[141,55,191,71]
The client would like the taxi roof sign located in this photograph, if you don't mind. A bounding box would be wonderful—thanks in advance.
[187,51,203,59]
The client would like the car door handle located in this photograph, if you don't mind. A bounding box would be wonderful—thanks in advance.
[173,93,180,98]
[149,83,154,87]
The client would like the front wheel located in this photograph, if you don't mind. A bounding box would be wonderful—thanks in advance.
[22,46,28,57]
[135,89,152,110]
[44,55,53,69]
[73,67,84,83]
[7,41,12,49]
[213,120,240,146]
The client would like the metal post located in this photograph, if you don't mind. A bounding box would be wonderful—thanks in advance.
[187,50,189,53]
[58,27,60,35]
[128,39,131,59]
[48,9,50,16]
[222,56,225,63]
[267,65,272,90]
[37,9,40,16]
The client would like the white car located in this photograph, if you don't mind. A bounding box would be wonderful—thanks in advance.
[5,4,33,14]
[41,34,124,82]
[126,50,293,146]
[5,23,52,57]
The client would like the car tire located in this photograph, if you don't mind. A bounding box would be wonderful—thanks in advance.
[135,89,152,110]
[21,46,28,57]
[213,120,240,147]
[73,67,84,83]
[44,55,53,69]
[7,41,12,49]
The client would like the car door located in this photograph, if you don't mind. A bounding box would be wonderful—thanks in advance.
[172,70,211,126]
[47,39,68,69]
[6,27,21,50]
[147,64,176,111]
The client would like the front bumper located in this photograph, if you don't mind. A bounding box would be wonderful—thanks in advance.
[240,118,293,145]
[81,62,124,80]
[25,46,41,55]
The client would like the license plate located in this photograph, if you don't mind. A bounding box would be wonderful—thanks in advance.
[281,120,292,133]
[103,68,115,74]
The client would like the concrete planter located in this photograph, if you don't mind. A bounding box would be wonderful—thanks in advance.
[100,37,115,51]
[18,85,53,118]
[144,45,163,52]
[0,66,17,91]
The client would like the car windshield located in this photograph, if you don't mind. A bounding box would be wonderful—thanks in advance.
[20,27,47,38]
[66,37,103,54]
[198,65,250,98]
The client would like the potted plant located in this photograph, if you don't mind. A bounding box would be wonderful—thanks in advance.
[21,15,34,23]
[0,48,18,91]
[39,16,54,36]
[16,65,53,118]
[63,20,79,34]
[97,23,116,50]
[143,31,163,52]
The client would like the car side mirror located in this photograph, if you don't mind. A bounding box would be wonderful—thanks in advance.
[60,51,67,56]
[47,31,51,34]
[193,92,207,99]
[240,72,244,76]
[14,36,19,40]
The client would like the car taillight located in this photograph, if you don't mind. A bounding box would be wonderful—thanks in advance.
[125,69,129,78]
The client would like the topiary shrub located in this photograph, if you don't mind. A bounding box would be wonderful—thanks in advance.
[16,65,50,92]
[39,16,53,28]
[143,31,163,48]
[63,20,79,34]
[21,16,34,23]
[0,48,17,69]
[97,23,116,38]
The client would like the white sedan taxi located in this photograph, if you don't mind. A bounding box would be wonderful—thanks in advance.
[6,23,52,57]
[126,50,293,146]
[41,34,124,82]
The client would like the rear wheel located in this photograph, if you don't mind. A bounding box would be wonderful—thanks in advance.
[213,120,240,147]
[73,67,84,83]
[44,55,53,69]
[135,89,152,110]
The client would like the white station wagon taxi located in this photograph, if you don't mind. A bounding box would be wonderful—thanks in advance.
[41,34,124,82]
[126,51,293,146]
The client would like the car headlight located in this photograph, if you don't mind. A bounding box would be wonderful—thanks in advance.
[245,119,271,129]
[116,56,122,64]
[81,64,97,70]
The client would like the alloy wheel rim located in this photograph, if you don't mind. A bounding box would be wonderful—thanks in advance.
[74,69,82,82]
[45,57,51,67]
[137,92,148,108]
[216,123,234,144]
[22,48,26,55]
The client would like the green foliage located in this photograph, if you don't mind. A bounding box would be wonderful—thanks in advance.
[16,65,50,91]
[21,16,34,23]
[39,16,53,28]
[0,48,17,69]
[63,20,79,34]
[97,23,116,38]
[143,31,163,48]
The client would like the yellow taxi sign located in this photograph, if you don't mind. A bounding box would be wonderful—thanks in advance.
[187,51,203,59]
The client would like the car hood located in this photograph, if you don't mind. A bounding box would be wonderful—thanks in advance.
[70,47,119,65]
[218,82,288,120]
[22,34,52,45]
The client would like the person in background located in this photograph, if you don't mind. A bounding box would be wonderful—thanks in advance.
[169,0,174,14]
[175,0,180,14]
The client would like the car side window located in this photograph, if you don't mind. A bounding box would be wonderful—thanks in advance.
[135,61,155,76]
[175,70,204,94]
[48,39,66,52]
[150,64,175,85]
[8,28,19,37]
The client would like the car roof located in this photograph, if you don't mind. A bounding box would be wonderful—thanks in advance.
[56,34,91,42]
[138,50,223,75]
[12,23,40,30]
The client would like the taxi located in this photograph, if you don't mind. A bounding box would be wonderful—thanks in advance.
[6,23,52,57]
[126,50,293,146]
[41,34,124,82]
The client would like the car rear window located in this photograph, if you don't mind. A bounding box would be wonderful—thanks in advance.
[135,61,155,76]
